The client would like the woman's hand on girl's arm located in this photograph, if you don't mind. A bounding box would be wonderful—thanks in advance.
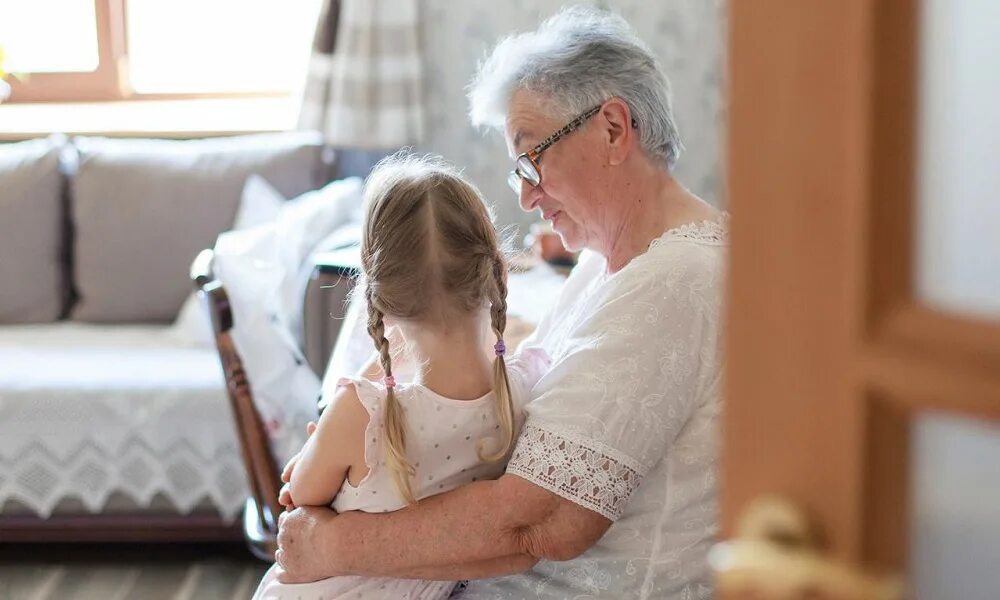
[288,383,370,507]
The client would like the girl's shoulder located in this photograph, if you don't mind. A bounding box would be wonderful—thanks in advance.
[331,375,387,417]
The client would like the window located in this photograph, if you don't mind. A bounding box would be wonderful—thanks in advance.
[0,0,320,103]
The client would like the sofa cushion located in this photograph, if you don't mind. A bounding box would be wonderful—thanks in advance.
[0,136,67,323]
[69,132,328,322]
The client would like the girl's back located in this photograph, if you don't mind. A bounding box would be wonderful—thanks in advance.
[332,348,548,515]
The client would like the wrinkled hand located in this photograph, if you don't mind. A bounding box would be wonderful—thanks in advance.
[278,421,317,511]
[274,505,340,584]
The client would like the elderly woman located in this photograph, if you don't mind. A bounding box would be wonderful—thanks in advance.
[276,7,726,598]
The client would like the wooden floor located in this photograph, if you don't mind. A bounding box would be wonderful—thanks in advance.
[0,543,268,600]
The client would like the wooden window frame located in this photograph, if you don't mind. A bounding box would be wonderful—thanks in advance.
[6,0,290,103]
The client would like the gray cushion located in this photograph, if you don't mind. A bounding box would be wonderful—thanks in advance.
[69,132,327,322]
[0,136,67,323]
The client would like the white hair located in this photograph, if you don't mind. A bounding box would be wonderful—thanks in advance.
[468,5,683,169]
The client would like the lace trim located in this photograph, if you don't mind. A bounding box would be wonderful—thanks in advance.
[0,438,247,521]
[651,212,730,248]
[506,422,645,521]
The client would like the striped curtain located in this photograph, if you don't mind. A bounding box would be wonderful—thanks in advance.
[298,0,425,149]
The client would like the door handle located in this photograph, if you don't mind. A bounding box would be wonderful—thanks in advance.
[710,495,904,600]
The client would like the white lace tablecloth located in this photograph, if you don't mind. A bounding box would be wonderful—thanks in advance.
[0,323,246,521]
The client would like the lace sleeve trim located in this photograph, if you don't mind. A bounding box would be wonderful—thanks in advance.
[506,421,646,521]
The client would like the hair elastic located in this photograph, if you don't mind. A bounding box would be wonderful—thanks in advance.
[494,340,506,356]
[383,375,396,389]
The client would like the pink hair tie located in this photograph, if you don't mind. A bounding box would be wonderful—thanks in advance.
[383,375,396,389]
[494,340,506,356]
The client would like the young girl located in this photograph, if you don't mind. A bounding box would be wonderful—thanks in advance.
[253,154,548,599]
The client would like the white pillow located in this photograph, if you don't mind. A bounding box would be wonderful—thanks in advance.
[234,174,287,229]
[270,178,364,349]
[169,174,285,346]
[209,175,364,464]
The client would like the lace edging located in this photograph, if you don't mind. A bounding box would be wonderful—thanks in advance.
[651,212,730,248]
[0,438,246,521]
[506,422,645,521]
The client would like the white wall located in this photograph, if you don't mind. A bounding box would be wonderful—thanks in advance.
[416,0,727,233]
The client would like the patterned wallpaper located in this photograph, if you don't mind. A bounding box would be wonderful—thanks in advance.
[415,0,727,233]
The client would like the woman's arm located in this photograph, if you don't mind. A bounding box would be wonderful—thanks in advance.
[392,553,539,581]
[277,553,538,583]
[288,383,369,507]
[276,473,611,583]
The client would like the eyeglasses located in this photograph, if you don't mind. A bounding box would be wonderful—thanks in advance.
[507,104,602,195]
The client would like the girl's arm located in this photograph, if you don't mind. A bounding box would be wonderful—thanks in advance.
[289,382,370,507]
[285,333,396,508]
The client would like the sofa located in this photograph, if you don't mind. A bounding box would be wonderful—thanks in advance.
[0,131,343,541]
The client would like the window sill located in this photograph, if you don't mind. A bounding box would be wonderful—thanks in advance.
[0,96,301,140]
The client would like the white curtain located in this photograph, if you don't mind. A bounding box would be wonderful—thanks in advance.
[298,0,425,149]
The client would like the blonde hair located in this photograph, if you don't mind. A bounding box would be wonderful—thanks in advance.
[360,153,514,504]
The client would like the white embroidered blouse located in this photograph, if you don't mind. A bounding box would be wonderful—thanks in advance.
[464,215,727,599]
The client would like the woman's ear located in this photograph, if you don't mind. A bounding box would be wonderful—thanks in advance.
[601,99,635,166]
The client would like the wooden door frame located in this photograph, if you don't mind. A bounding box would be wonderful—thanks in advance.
[724,0,1000,576]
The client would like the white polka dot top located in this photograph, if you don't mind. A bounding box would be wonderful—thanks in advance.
[330,348,549,513]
